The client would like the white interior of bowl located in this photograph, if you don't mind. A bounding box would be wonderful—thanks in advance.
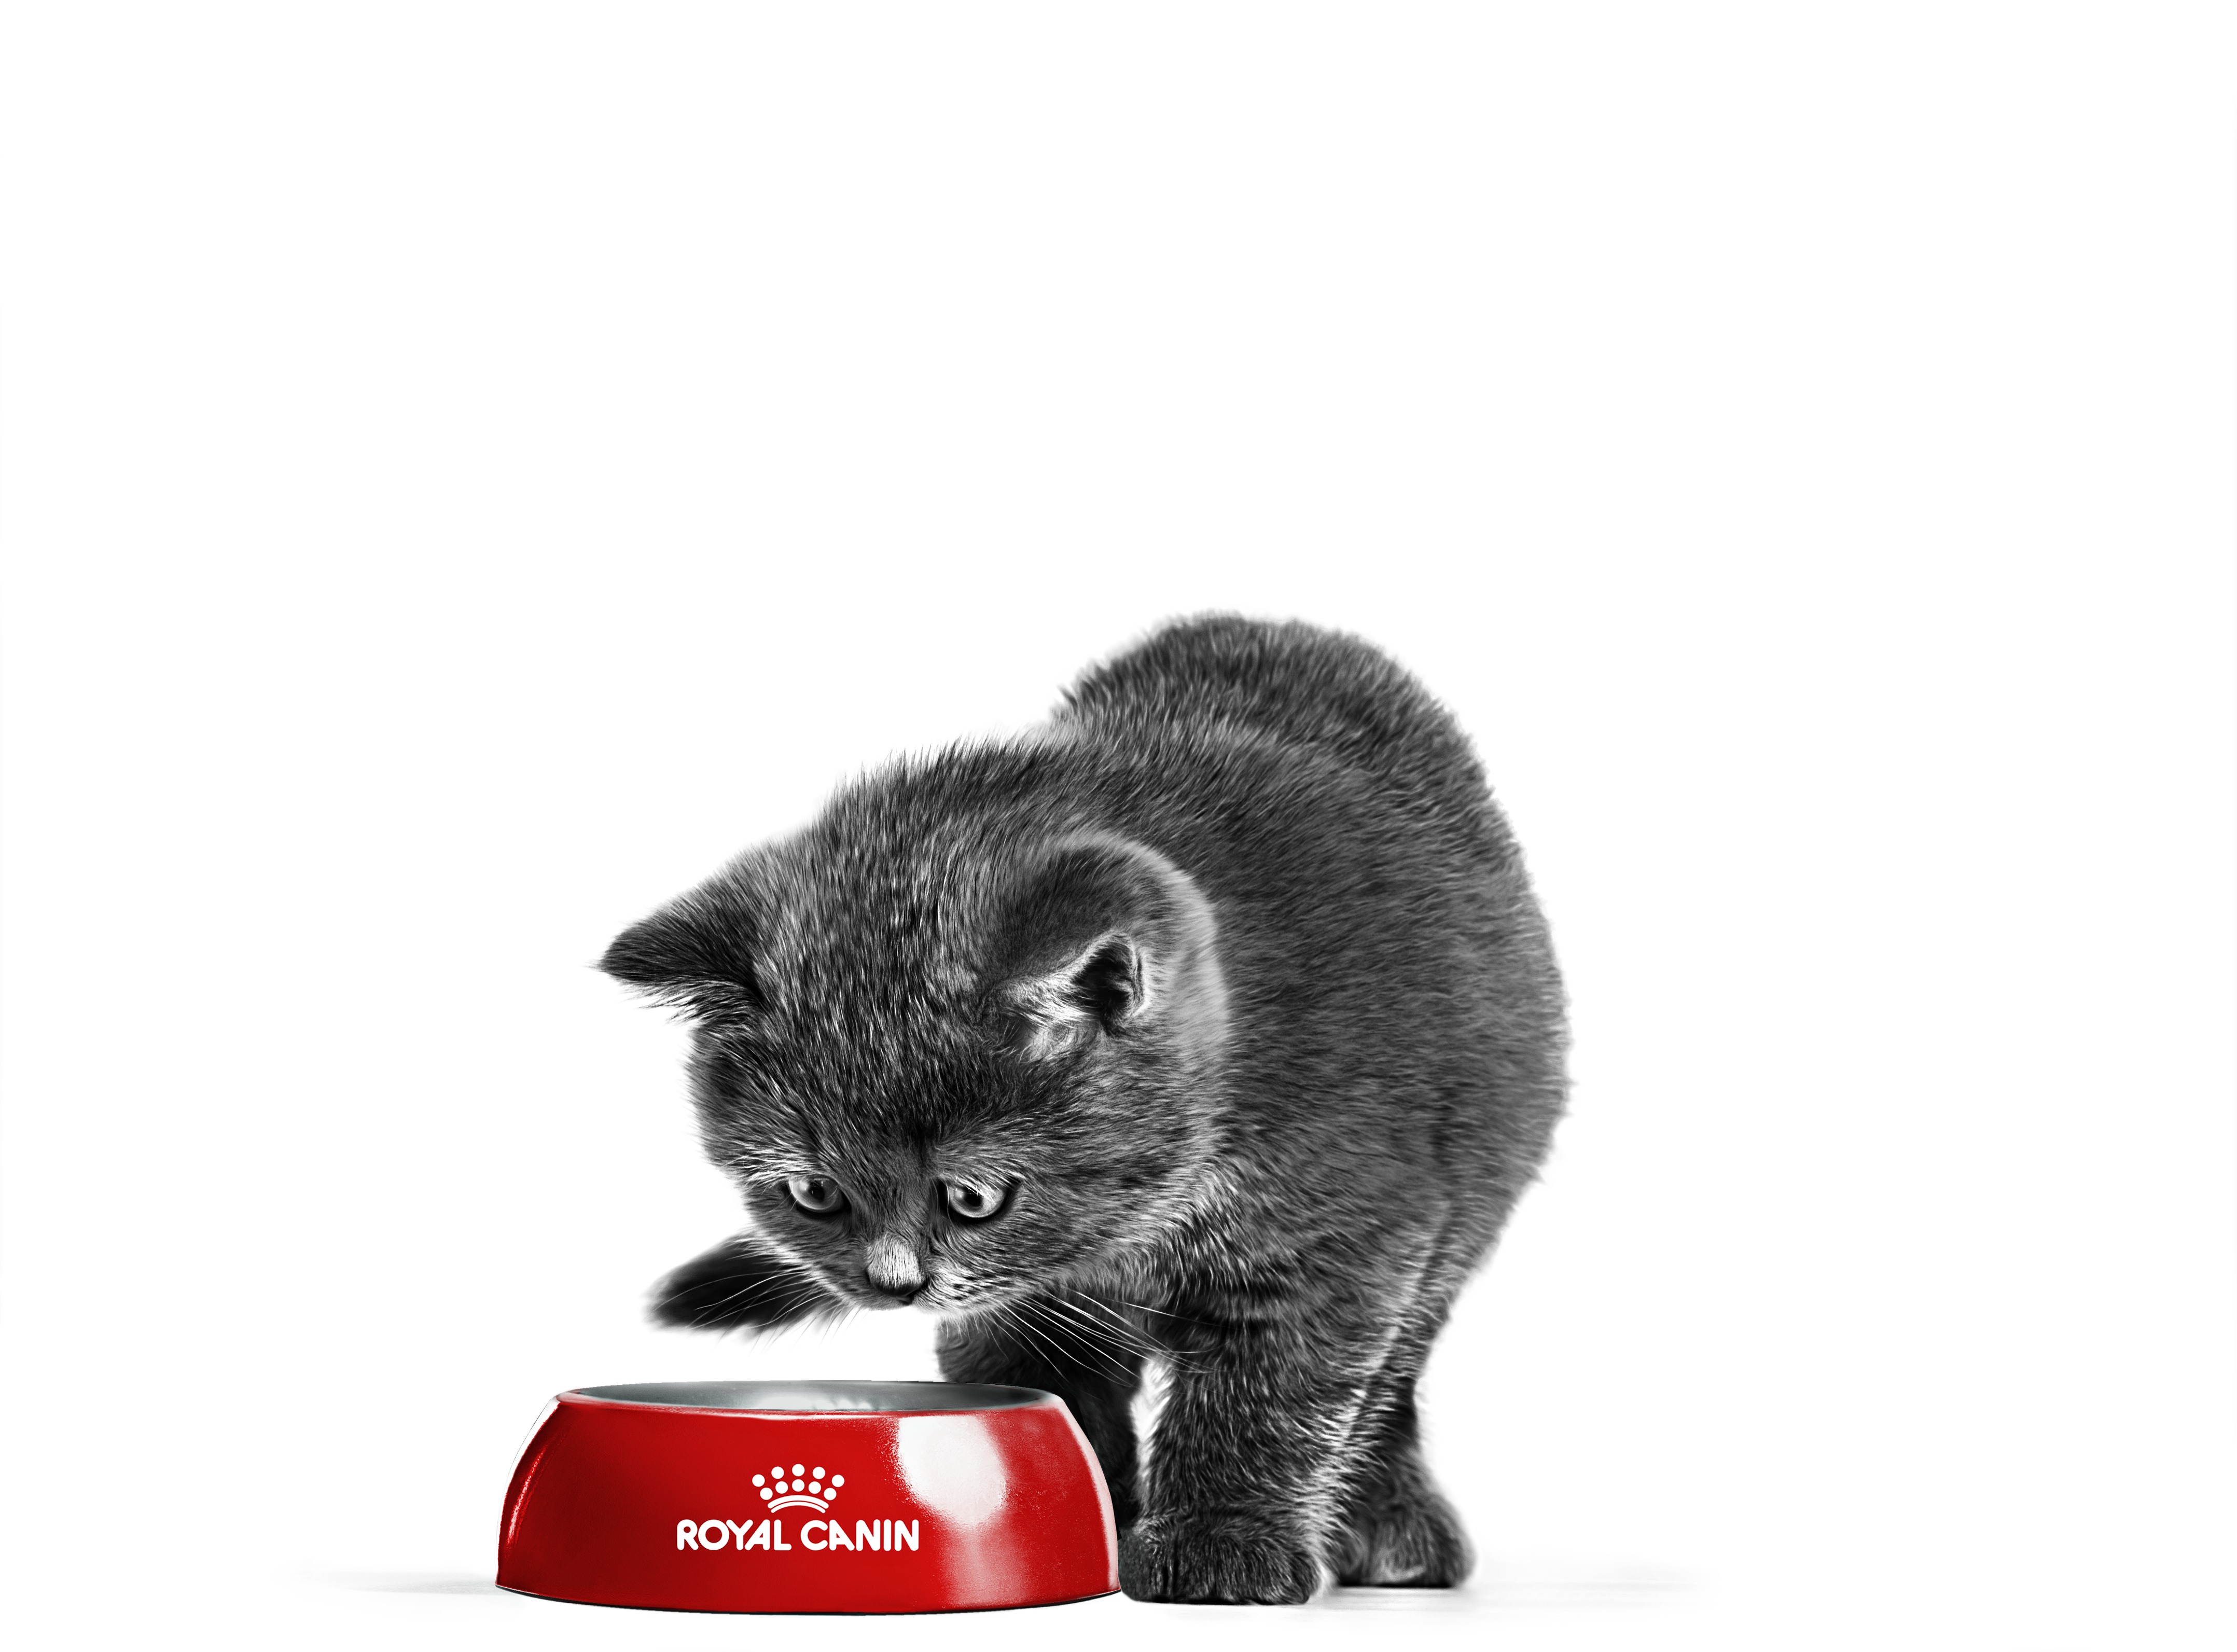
[568,1380,1048,1412]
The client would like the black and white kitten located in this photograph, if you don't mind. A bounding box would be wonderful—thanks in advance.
[602,615,1567,1604]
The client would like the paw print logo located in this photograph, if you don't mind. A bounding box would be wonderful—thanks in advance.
[755,1462,845,1514]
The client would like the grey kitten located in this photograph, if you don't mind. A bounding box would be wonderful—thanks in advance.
[602,615,1566,1603]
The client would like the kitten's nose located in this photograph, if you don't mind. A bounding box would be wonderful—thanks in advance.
[864,1233,924,1300]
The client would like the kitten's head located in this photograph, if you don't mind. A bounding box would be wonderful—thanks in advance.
[603,795,1229,1325]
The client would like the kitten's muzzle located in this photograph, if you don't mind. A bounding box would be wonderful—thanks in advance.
[863,1232,925,1306]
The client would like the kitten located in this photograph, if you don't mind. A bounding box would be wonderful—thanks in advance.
[602,615,1567,1603]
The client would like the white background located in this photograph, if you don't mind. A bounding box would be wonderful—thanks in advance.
[3,5,2231,1649]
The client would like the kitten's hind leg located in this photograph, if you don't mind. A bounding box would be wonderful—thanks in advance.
[1331,1255,1475,1588]
[936,1298,1147,1528]
[1331,1373,1474,1587]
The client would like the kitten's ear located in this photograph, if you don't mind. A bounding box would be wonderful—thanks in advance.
[601,882,765,1023]
[986,834,1229,1062]
[649,1232,842,1331]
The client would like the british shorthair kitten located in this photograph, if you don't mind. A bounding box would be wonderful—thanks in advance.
[602,615,1566,1603]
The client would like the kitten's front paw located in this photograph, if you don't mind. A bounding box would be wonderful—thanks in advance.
[1119,1511,1321,1604]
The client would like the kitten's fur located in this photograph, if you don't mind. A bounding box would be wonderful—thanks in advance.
[603,615,1566,1604]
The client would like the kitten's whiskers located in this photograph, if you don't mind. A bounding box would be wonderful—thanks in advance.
[1010,1295,1143,1384]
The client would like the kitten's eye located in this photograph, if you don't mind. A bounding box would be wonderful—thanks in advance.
[942,1179,1009,1223]
[785,1176,845,1216]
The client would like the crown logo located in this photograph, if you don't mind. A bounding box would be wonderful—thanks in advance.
[754,1462,845,1514]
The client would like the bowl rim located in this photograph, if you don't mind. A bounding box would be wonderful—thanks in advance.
[558,1380,1061,1416]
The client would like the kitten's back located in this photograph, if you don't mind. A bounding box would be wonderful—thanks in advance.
[1059,614,1498,842]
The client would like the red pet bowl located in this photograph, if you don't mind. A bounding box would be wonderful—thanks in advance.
[497,1381,1118,1614]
